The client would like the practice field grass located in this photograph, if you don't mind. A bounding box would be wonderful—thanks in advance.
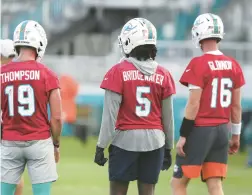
[23,137,252,195]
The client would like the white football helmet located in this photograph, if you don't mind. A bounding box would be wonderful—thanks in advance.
[13,20,47,61]
[192,13,224,47]
[0,39,16,58]
[118,18,157,55]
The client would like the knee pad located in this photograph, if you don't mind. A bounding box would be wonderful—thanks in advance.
[32,182,52,195]
[1,182,16,195]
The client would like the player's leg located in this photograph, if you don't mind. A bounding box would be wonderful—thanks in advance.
[137,147,164,195]
[170,176,190,195]
[202,124,229,195]
[171,126,216,195]
[24,138,58,195]
[32,182,52,195]
[109,145,139,195]
[137,181,154,195]
[1,183,16,195]
[205,178,224,195]
[110,181,129,195]
[14,176,24,195]
[1,141,26,195]
[171,153,191,195]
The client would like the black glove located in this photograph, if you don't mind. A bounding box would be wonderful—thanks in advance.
[94,146,108,166]
[162,149,172,171]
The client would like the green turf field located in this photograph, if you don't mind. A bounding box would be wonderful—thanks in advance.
[22,137,252,195]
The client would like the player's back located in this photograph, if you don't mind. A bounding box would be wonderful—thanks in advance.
[180,51,245,126]
[1,60,59,141]
[109,60,175,130]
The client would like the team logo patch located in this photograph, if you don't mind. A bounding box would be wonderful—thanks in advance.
[123,23,137,34]
[194,18,204,26]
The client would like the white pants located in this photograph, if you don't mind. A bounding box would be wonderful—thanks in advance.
[1,137,58,184]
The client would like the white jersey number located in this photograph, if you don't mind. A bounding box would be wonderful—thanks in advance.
[136,86,151,117]
[211,78,233,108]
[5,85,35,117]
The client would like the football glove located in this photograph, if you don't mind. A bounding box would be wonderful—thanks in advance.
[94,146,108,166]
[162,149,172,171]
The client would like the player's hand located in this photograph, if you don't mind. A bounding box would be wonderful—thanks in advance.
[176,137,186,157]
[229,135,240,155]
[162,149,172,171]
[94,146,108,166]
[54,147,60,163]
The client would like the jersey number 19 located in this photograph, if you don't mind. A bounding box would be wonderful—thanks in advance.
[5,85,35,116]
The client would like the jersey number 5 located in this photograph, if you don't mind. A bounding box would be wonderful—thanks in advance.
[136,86,151,117]
[5,85,35,117]
[211,78,233,108]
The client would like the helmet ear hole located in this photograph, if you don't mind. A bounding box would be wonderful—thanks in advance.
[40,41,43,46]
[125,38,130,46]
[196,32,199,36]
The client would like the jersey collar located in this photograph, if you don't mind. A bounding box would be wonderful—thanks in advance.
[205,50,223,55]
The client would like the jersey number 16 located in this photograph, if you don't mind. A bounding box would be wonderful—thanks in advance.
[211,78,233,108]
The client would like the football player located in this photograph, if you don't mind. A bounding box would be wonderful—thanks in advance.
[94,18,176,195]
[1,20,62,195]
[0,39,16,63]
[171,13,245,195]
[1,39,25,195]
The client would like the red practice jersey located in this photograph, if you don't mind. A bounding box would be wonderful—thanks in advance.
[180,52,245,126]
[1,60,60,141]
[100,60,176,130]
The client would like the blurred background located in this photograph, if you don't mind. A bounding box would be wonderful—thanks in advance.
[1,0,252,194]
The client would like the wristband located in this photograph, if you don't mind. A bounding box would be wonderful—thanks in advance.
[231,123,241,135]
[54,143,60,148]
[179,117,195,138]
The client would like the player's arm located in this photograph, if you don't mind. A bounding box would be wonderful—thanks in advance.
[160,70,176,170]
[231,88,242,124]
[176,86,202,156]
[97,90,122,148]
[229,87,242,154]
[95,65,123,166]
[229,60,245,153]
[94,90,121,166]
[184,86,202,120]
[49,88,63,146]
[44,67,62,147]
[180,86,202,137]
[162,95,174,150]
[179,58,204,139]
